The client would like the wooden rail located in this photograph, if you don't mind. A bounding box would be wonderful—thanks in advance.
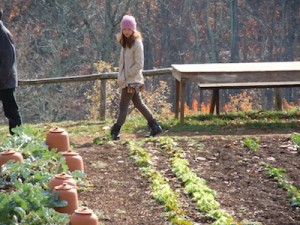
[18,68,172,86]
[18,68,172,120]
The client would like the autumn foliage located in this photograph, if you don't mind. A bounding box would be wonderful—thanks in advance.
[0,1,299,122]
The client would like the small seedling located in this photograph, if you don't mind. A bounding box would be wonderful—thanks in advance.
[291,133,300,152]
[243,137,260,151]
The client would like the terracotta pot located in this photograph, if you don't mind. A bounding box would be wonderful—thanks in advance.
[70,207,99,225]
[53,183,78,215]
[46,127,70,152]
[61,150,84,172]
[0,150,24,167]
[49,173,77,191]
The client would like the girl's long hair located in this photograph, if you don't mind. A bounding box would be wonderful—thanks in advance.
[117,30,143,48]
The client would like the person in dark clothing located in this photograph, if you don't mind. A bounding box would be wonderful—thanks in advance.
[0,9,22,135]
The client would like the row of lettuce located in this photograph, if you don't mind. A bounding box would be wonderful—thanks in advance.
[126,137,263,225]
[127,134,300,225]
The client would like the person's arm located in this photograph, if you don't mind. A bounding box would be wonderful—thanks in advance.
[126,39,144,78]
[118,47,124,72]
[0,30,15,85]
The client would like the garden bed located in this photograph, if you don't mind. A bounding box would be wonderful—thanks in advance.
[73,133,300,225]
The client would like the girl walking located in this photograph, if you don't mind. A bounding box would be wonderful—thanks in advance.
[111,15,162,140]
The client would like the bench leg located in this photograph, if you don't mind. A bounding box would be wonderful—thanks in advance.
[215,89,220,114]
[209,92,215,114]
[175,79,180,119]
[180,79,186,125]
[275,88,283,111]
[210,89,220,114]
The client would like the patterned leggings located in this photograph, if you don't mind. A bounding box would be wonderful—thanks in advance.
[116,88,153,126]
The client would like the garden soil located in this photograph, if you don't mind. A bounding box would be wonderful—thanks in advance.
[72,131,300,225]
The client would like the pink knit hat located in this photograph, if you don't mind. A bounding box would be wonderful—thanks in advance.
[120,15,137,31]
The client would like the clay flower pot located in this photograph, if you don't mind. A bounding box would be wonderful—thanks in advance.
[0,149,24,167]
[61,150,84,172]
[53,183,78,215]
[49,172,77,191]
[70,207,99,225]
[46,127,70,152]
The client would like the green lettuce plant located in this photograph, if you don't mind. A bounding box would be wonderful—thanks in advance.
[291,133,300,152]
[243,137,260,151]
[262,162,300,207]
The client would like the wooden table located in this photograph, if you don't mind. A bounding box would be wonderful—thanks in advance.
[172,61,300,125]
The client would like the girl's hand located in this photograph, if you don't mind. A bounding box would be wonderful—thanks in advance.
[139,84,144,92]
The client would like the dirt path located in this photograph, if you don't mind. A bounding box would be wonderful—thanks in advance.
[74,136,167,225]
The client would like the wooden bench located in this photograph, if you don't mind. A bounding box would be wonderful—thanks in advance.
[199,81,300,115]
[172,62,300,125]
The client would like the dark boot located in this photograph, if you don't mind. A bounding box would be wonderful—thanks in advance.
[111,124,121,140]
[147,119,163,137]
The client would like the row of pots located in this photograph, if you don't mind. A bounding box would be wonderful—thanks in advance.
[46,127,85,172]
[0,127,98,225]
[51,178,98,225]
[0,127,84,172]
[46,127,99,225]
[0,149,84,173]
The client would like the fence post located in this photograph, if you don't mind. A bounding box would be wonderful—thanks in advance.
[100,80,106,120]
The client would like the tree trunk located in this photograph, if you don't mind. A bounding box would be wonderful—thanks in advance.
[230,0,239,63]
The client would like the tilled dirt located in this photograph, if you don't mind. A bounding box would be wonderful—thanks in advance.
[72,133,300,225]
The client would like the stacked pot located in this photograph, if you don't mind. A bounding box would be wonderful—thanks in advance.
[46,127,98,225]
[49,172,77,191]
[46,127,84,172]
[70,207,99,225]
[0,149,24,174]
[53,182,79,215]
[46,127,70,152]
[0,149,24,167]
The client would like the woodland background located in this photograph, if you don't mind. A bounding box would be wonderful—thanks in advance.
[0,0,299,123]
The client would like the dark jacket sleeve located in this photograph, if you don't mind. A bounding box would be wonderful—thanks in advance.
[0,23,17,89]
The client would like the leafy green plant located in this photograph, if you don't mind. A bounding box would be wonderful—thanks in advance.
[291,133,300,152]
[262,162,300,207]
[0,181,68,224]
[243,137,260,151]
[0,125,87,224]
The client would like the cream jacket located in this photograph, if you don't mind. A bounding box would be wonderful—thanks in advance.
[118,39,144,89]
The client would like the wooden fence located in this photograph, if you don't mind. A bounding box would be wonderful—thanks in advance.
[18,68,172,120]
